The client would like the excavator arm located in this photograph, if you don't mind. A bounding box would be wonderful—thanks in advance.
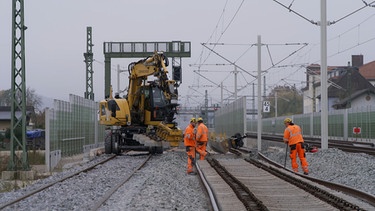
[126,52,179,123]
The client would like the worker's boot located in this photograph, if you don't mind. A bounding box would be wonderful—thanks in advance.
[187,170,197,175]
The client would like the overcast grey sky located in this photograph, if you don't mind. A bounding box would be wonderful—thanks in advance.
[1,1,374,108]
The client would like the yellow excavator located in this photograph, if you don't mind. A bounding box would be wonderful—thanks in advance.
[98,52,182,154]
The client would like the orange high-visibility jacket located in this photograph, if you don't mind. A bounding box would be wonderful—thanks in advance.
[283,124,304,145]
[196,123,208,142]
[184,124,196,147]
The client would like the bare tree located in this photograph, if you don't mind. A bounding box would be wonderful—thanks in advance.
[0,87,42,110]
[0,89,12,106]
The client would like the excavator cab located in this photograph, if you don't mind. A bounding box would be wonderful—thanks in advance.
[144,85,178,125]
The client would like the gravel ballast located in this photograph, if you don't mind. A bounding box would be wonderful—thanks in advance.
[0,143,374,210]
[260,140,375,196]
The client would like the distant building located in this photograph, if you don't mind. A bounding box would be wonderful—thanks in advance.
[302,55,375,113]
[0,106,35,131]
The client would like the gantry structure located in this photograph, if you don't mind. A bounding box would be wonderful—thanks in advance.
[103,41,191,98]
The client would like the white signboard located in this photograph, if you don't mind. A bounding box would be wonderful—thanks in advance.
[263,101,270,113]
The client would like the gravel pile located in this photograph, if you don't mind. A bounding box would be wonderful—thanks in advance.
[0,143,373,210]
[260,141,375,196]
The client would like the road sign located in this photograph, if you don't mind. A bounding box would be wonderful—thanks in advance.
[263,101,270,113]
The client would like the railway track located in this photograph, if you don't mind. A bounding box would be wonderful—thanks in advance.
[0,153,152,210]
[197,149,375,210]
[0,148,372,210]
[90,153,151,210]
[256,151,375,208]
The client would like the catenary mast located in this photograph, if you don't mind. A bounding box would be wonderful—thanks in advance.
[9,0,29,171]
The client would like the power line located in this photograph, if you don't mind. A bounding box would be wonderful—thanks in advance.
[220,0,245,36]
[264,43,308,72]
[189,1,246,104]
[331,1,375,25]
[189,1,375,107]
[328,36,375,59]
[198,0,246,66]
[290,12,375,65]
[271,0,317,25]
[193,70,234,94]
[201,43,257,78]
[93,59,127,71]
[362,0,375,7]
[272,0,375,25]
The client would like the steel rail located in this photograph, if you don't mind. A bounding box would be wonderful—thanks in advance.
[245,156,366,210]
[206,158,269,211]
[229,148,375,209]
[234,146,375,207]
[89,154,152,211]
[196,161,220,211]
[256,152,375,207]
[0,154,117,210]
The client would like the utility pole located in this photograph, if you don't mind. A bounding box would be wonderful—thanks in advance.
[234,66,238,101]
[263,76,266,99]
[220,82,223,106]
[320,0,328,149]
[275,91,278,118]
[252,83,255,119]
[311,74,316,112]
[84,26,94,100]
[257,35,262,152]
[9,0,29,171]
[117,65,127,95]
[204,90,208,122]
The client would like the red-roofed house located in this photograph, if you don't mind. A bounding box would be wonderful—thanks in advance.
[359,60,375,87]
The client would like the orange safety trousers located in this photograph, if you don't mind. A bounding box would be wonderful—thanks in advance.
[196,123,208,160]
[289,143,309,174]
[196,141,207,160]
[186,146,196,173]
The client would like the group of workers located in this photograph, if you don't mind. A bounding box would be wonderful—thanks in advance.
[183,117,209,175]
[183,116,309,176]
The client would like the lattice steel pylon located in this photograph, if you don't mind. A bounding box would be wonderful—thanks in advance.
[8,0,29,171]
[84,26,94,100]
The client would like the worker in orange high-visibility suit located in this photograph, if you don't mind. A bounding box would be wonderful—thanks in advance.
[283,118,309,175]
[196,117,209,160]
[184,118,197,174]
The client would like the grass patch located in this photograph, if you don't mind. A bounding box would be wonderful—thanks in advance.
[0,181,16,193]
[28,151,45,165]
